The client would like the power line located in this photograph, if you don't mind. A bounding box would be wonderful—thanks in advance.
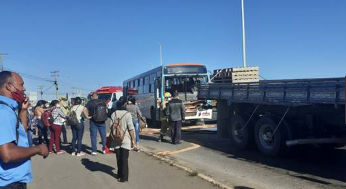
[4,66,94,93]
[4,66,54,82]
[43,84,55,92]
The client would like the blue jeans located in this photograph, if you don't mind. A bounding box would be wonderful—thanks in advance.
[89,121,106,153]
[27,130,33,147]
[133,119,140,143]
[38,121,49,145]
[60,124,68,144]
[71,122,85,154]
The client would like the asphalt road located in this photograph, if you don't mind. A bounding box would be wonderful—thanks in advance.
[139,123,346,189]
[29,129,218,189]
[39,120,346,189]
[182,128,346,186]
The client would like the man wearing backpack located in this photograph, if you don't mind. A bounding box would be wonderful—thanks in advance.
[85,92,107,155]
[110,98,136,182]
[0,71,49,188]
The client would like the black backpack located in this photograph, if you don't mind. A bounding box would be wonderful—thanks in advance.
[67,105,80,126]
[92,101,108,122]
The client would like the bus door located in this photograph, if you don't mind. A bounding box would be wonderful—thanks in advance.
[154,77,161,109]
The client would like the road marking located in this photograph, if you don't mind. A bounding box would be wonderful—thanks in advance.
[154,143,201,156]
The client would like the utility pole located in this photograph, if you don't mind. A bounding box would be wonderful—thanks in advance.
[0,53,8,71]
[37,85,44,100]
[241,0,247,67]
[51,71,59,99]
[158,43,164,102]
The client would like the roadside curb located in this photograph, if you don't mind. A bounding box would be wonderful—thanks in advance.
[140,147,234,189]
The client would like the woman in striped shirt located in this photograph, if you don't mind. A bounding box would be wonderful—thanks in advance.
[49,100,67,154]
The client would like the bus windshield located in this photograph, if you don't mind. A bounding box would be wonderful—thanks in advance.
[164,65,207,74]
[164,75,208,94]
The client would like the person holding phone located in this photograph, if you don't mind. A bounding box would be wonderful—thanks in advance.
[0,71,49,188]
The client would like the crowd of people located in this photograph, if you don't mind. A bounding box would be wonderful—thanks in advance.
[0,71,186,188]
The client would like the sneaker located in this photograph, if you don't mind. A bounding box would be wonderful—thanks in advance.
[134,146,140,152]
[76,152,86,157]
[102,150,106,154]
[71,153,76,156]
[91,152,98,155]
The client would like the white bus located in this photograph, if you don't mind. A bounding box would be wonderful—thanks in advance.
[123,63,213,126]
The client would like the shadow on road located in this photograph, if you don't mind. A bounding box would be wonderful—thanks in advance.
[141,134,173,144]
[81,158,118,178]
[181,130,346,185]
[234,187,255,189]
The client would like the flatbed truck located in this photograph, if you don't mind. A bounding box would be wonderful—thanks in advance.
[198,76,345,156]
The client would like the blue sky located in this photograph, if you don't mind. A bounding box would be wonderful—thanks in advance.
[0,0,345,100]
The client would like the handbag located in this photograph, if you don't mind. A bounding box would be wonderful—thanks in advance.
[137,112,147,132]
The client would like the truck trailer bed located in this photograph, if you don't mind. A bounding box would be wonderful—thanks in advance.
[199,77,345,106]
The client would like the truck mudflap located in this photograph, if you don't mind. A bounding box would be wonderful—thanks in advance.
[185,109,213,120]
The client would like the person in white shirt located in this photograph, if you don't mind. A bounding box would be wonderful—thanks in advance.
[70,97,88,156]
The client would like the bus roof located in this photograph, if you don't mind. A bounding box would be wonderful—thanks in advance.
[123,63,207,85]
[123,66,162,84]
[166,63,204,67]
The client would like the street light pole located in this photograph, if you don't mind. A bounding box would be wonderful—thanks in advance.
[241,0,247,67]
[159,43,163,66]
[159,43,164,104]
[0,53,8,71]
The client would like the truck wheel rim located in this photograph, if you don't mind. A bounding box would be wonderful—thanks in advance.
[259,124,274,149]
[232,123,244,143]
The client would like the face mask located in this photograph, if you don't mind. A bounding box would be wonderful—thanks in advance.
[10,84,25,103]
[56,104,61,108]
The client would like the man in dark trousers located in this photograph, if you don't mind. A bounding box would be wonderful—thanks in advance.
[166,92,185,144]
[84,92,107,155]
[0,71,49,188]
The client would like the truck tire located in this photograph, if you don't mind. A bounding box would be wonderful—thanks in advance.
[228,115,253,150]
[254,116,287,156]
